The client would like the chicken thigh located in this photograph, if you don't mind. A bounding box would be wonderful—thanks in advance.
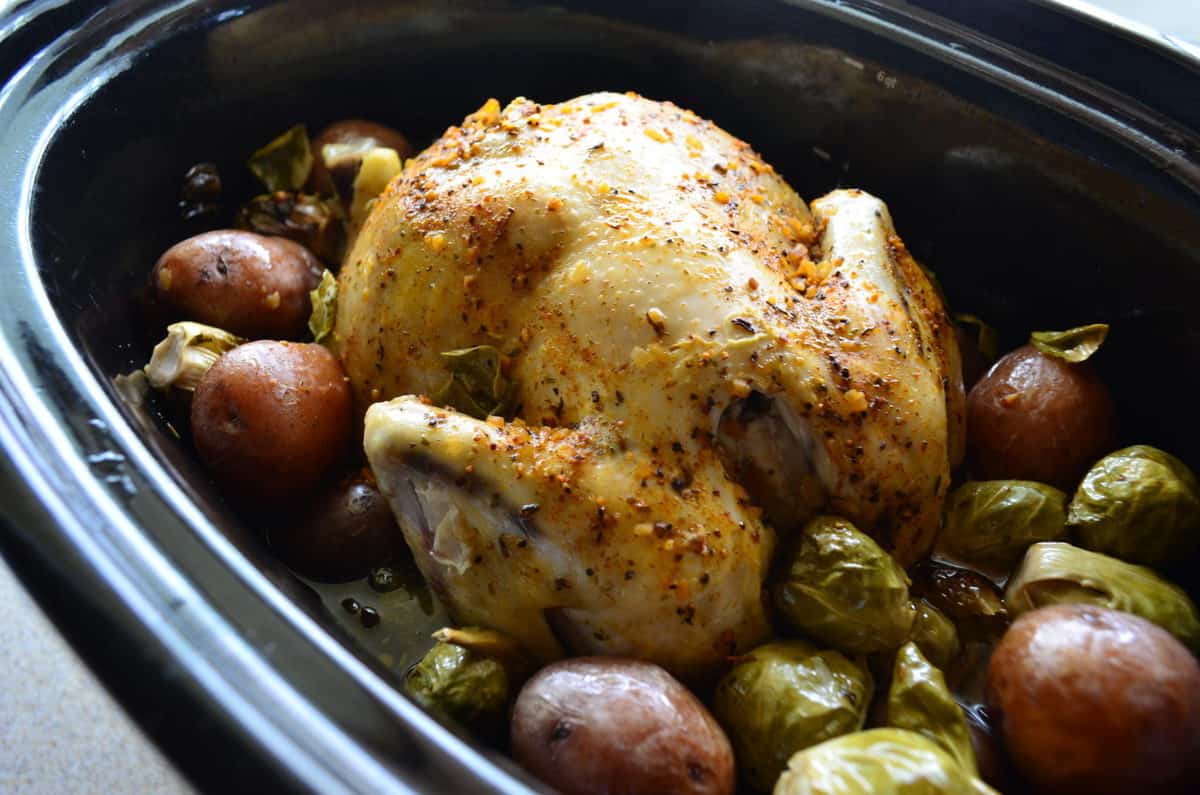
[336,92,963,679]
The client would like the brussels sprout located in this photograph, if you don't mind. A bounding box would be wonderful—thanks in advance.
[909,562,1007,642]
[144,322,244,393]
[1006,542,1200,652]
[404,631,510,726]
[308,269,338,344]
[713,640,872,792]
[432,345,516,420]
[773,516,916,654]
[937,480,1068,577]
[1068,445,1200,568]
[248,124,313,192]
[908,599,960,671]
[1029,323,1108,363]
[773,729,999,795]
[886,643,977,775]
[236,191,344,264]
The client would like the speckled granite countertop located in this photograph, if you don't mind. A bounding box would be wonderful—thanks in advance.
[0,2,1194,793]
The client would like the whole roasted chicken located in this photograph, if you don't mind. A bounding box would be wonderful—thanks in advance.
[333,92,963,679]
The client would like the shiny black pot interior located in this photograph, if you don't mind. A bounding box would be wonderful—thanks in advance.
[4,0,1200,791]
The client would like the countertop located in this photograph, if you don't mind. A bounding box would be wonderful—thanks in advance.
[0,2,1196,794]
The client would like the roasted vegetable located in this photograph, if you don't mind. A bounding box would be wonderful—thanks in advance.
[966,344,1115,490]
[954,314,998,389]
[1029,323,1108,363]
[511,657,735,795]
[431,345,515,419]
[235,191,343,264]
[190,340,352,504]
[909,561,1007,642]
[987,604,1200,795]
[269,469,403,581]
[908,599,960,672]
[1068,445,1200,568]
[1005,542,1200,652]
[152,229,324,340]
[144,321,243,393]
[773,516,916,654]
[309,118,413,199]
[308,269,338,344]
[405,634,509,726]
[936,480,1068,577]
[713,640,872,792]
[886,643,976,775]
[248,123,313,192]
[348,146,402,228]
[772,729,998,795]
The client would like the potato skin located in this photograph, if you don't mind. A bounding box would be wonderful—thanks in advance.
[511,657,735,795]
[986,604,1200,795]
[270,470,403,581]
[152,229,323,340]
[966,345,1115,489]
[191,341,351,504]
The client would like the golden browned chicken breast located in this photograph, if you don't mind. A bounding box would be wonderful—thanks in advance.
[335,92,962,679]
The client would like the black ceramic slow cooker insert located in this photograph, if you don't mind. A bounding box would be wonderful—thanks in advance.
[1,1,1197,792]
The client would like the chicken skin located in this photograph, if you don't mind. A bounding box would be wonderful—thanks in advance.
[335,92,963,679]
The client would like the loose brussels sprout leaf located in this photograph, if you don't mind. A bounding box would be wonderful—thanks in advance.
[144,321,244,392]
[1068,445,1200,568]
[1006,542,1200,652]
[773,516,916,654]
[774,728,999,795]
[308,270,338,344]
[886,643,977,775]
[432,346,515,419]
[236,191,344,264]
[404,638,509,726]
[1029,323,1108,363]
[713,640,872,792]
[953,314,998,363]
[349,146,402,227]
[248,124,313,193]
[937,480,1068,578]
[908,599,960,671]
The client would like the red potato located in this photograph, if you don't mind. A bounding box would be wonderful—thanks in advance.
[269,470,404,581]
[152,229,323,340]
[966,344,1115,489]
[512,658,735,795]
[191,341,351,505]
[986,604,1200,795]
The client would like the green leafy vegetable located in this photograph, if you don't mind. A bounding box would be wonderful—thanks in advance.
[774,728,999,795]
[1006,542,1200,652]
[432,346,515,419]
[404,633,509,725]
[144,321,244,392]
[248,124,313,193]
[773,516,916,654]
[953,314,999,362]
[712,640,872,792]
[1068,445,1200,568]
[909,562,1008,643]
[937,480,1068,577]
[236,191,343,264]
[1029,323,1108,363]
[908,599,960,671]
[886,643,977,775]
[308,270,338,344]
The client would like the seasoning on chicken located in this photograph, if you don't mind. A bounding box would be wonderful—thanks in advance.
[336,92,963,679]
